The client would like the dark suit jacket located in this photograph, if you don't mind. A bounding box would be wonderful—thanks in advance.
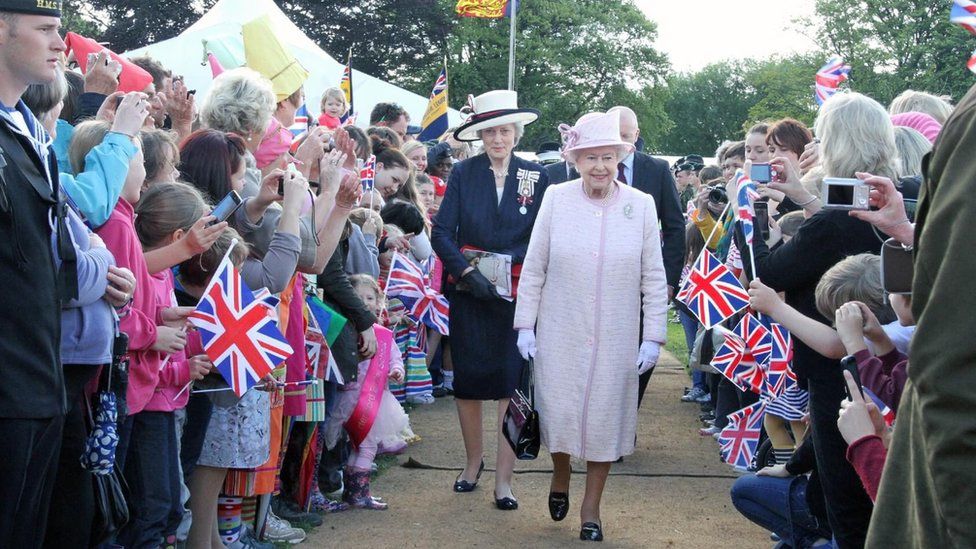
[546,153,685,287]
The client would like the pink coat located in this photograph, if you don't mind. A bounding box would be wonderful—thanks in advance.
[145,269,190,412]
[514,180,668,461]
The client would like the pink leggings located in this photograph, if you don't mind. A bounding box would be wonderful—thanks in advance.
[347,439,377,471]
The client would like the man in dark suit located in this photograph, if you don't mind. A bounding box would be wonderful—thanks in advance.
[546,106,685,407]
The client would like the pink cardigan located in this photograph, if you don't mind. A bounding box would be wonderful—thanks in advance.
[96,199,162,415]
[144,269,191,412]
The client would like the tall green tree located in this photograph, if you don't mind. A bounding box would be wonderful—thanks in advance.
[66,0,216,51]
[743,54,823,129]
[807,0,975,104]
[447,0,671,150]
[657,62,754,157]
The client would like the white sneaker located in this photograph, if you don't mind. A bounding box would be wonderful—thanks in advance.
[262,512,306,544]
[407,393,435,405]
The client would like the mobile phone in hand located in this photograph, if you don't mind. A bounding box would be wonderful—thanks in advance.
[754,200,770,241]
[841,355,863,399]
[209,190,243,226]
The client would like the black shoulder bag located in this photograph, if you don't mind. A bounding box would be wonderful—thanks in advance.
[502,359,541,460]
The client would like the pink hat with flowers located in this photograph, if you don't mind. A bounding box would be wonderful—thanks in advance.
[558,111,636,160]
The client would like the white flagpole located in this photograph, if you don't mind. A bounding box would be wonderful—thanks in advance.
[507,1,517,90]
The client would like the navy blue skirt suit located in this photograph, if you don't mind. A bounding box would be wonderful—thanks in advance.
[431,153,550,400]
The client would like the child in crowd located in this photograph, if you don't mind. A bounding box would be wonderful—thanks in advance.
[133,181,218,546]
[324,274,411,509]
[74,119,189,548]
[679,223,710,403]
[777,210,805,242]
[416,173,438,218]
[318,87,349,129]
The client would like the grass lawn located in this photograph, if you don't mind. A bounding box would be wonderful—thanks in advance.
[665,311,690,365]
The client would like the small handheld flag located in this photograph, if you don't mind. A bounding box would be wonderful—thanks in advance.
[187,240,294,397]
[862,387,896,427]
[676,250,750,329]
[815,56,851,106]
[360,155,376,194]
[719,401,766,470]
[386,252,451,335]
[418,64,449,142]
[289,104,310,138]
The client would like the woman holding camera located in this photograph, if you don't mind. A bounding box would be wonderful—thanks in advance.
[513,111,668,542]
[737,92,908,548]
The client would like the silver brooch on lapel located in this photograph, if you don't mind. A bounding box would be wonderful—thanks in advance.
[516,168,540,215]
[623,203,634,219]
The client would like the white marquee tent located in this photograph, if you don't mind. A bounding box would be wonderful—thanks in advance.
[123,0,463,129]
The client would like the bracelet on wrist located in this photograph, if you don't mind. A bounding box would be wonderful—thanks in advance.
[795,194,819,207]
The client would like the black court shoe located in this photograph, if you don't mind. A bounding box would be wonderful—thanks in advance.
[580,521,604,542]
[493,491,519,511]
[453,459,485,493]
[548,492,569,521]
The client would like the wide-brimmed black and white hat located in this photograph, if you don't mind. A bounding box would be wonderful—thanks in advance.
[453,90,539,142]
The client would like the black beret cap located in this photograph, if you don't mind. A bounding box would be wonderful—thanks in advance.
[0,0,62,17]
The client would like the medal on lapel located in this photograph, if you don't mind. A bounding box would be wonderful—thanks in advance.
[516,168,539,215]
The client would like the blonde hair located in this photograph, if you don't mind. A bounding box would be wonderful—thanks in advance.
[815,253,896,324]
[348,274,383,308]
[400,140,427,161]
[69,120,112,174]
[815,92,899,181]
[892,126,932,178]
[319,87,347,113]
[889,90,953,125]
[200,67,276,137]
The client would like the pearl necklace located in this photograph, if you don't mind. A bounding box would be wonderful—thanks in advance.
[584,181,615,206]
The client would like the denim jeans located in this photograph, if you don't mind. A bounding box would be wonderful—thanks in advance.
[731,473,830,548]
[678,309,707,391]
[117,411,183,549]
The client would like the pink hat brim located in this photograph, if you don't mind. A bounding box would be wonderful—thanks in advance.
[562,139,635,160]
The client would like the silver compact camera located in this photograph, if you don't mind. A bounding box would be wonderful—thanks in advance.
[821,177,870,211]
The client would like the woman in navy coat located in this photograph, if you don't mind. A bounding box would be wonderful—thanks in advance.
[431,90,549,510]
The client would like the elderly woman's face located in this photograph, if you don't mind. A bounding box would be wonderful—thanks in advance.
[481,124,517,162]
[575,146,620,191]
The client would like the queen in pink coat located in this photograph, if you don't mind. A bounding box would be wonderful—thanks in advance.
[513,110,668,542]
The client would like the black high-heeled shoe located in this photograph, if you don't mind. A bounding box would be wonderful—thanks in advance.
[580,521,604,542]
[452,459,485,493]
[493,491,519,510]
[548,492,569,521]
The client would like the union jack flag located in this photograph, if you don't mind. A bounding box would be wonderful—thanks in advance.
[719,401,766,470]
[725,241,743,279]
[711,330,750,391]
[952,0,976,35]
[187,249,294,397]
[676,250,750,329]
[738,313,771,368]
[289,104,310,138]
[814,56,851,106]
[862,387,896,427]
[765,323,796,398]
[386,252,450,335]
[735,169,759,248]
[360,155,376,194]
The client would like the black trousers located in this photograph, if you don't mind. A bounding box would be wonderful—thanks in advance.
[807,374,873,548]
[0,413,64,548]
[43,364,99,549]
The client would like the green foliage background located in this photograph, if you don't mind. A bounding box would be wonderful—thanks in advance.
[64,0,976,157]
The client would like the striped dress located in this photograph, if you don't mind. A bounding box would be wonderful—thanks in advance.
[385,298,433,403]
[765,384,809,421]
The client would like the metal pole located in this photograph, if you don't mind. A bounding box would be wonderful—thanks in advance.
[507,2,517,90]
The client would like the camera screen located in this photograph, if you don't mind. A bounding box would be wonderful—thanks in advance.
[750,164,772,183]
[827,184,855,205]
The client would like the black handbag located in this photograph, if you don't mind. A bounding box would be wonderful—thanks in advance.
[502,359,540,460]
[89,468,131,547]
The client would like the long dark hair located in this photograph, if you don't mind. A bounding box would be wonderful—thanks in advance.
[179,129,247,202]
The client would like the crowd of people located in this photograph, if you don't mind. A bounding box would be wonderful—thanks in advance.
[2,2,974,548]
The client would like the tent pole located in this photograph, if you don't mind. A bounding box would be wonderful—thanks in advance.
[507,2,516,90]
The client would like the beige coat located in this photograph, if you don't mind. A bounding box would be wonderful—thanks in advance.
[514,180,668,461]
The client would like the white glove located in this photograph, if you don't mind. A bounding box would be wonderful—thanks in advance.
[636,341,661,375]
[517,329,537,360]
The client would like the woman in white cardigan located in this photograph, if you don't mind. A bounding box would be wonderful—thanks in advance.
[513,110,669,542]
